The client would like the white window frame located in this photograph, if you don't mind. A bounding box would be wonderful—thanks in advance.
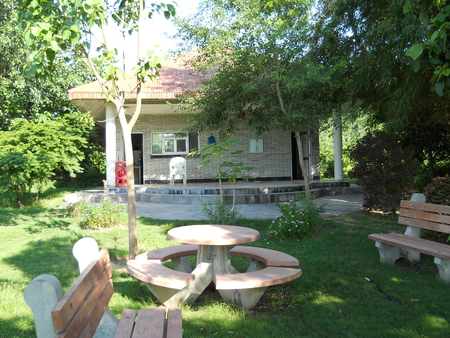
[151,132,198,155]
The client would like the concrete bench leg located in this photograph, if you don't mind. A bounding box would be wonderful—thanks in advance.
[24,274,62,338]
[219,287,268,311]
[246,259,267,272]
[434,257,450,283]
[172,256,193,273]
[375,241,401,264]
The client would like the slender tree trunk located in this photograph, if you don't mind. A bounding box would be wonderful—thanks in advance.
[275,80,311,196]
[294,130,312,198]
[117,106,138,259]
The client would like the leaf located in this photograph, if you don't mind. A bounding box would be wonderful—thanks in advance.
[435,81,444,96]
[407,43,424,59]
[431,30,439,41]
[412,58,420,72]
[403,0,412,14]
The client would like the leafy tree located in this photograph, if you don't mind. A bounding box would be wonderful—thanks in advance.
[175,0,346,195]
[312,0,435,130]
[405,0,450,95]
[349,130,418,215]
[0,1,93,129]
[0,118,86,207]
[17,0,176,258]
[313,0,450,180]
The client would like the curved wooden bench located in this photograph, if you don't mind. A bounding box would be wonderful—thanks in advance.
[127,259,195,289]
[146,245,198,261]
[215,267,302,290]
[230,246,299,266]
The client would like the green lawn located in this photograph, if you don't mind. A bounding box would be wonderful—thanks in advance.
[0,191,449,337]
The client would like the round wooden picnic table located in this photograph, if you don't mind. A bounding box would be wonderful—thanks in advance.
[167,224,260,246]
[165,224,261,307]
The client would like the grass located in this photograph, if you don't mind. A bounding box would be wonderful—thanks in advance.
[1,189,450,337]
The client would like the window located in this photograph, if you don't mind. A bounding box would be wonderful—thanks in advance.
[250,139,264,153]
[151,132,199,155]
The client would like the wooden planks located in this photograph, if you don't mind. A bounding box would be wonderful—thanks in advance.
[215,267,302,290]
[52,248,111,332]
[127,259,195,289]
[368,232,450,260]
[230,246,299,266]
[146,245,199,262]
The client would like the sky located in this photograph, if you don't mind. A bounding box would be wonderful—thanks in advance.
[98,0,201,69]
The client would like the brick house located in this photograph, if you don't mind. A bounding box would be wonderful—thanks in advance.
[68,59,321,186]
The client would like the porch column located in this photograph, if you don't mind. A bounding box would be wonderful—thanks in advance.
[333,112,344,181]
[105,103,116,187]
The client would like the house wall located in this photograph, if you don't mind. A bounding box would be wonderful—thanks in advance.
[114,114,303,183]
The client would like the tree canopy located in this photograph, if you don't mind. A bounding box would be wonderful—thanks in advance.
[0,1,93,129]
[174,0,351,193]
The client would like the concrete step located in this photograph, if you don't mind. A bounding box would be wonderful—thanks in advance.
[64,181,363,205]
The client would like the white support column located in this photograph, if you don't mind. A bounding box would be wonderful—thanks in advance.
[105,103,116,188]
[333,112,344,181]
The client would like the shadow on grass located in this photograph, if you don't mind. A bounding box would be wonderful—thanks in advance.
[3,235,80,283]
[0,317,35,338]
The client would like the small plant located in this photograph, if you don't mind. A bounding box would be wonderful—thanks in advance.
[68,199,127,229]
[200,199,242,225]
[268,195,325,241]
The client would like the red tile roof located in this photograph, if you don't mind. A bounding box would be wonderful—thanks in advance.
[68,58,203,101]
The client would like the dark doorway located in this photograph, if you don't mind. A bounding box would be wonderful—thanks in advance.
[131,134,143,184]
[291,133,302,180]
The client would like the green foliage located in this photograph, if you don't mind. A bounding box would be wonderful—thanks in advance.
[188,136,253,202]
[268,195,325,241]
[405,1,450,95]
[0,118,86,207]
[319,113,379,178]
[200,199,242,225]
[67,199,127,229]
[349,131,418,215]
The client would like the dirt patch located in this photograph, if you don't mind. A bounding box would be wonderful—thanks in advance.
[395,257,438,276]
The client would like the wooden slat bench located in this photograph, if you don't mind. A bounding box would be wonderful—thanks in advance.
[368,194,450,283]
[230,246,299,271]
[216,266,302,289]
[24,238,183,338]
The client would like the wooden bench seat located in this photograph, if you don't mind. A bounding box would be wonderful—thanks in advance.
[127,259,195,289]
[230,246,299,267]
[215,266,302,290]
[368,194,450,283]
[145,245,199,261]
[24,238,183,338]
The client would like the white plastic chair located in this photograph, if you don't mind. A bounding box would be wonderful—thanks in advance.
[169,157,187,185]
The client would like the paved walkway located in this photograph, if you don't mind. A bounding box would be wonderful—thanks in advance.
[135,194,364,220]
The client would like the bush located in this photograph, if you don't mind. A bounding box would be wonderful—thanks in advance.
[415,162,450,192]
[201,199,242,225]
[67,199,127,229]
[349,131,417,215]
[423,175,450,206]
[268,195,325,241]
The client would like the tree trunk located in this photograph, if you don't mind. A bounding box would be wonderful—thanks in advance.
[117,106,138,259]
[294,130,312,197]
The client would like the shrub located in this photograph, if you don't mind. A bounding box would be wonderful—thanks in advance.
[67,199,127,229]
[201,199,242,225]
[349,131,417,215]
[423,175,450,206]
[268,195,325,241]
